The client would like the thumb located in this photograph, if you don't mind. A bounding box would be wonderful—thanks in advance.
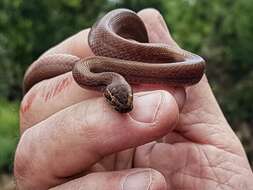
[50,169,167,190]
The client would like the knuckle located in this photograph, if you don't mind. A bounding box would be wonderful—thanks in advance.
[14,129,36,188]
[20,87,38,115]
[20,87,40,131]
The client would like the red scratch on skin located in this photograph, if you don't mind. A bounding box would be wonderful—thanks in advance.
[20,92,37,113]
[20,75,73,113]
[42,75,73,102]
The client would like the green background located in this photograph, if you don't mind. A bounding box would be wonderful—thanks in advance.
[0,0,252,176]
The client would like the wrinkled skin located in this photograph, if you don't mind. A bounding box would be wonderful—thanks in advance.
[15,9,253,190]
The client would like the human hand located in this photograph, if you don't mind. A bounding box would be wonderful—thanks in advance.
[14,9,253,190]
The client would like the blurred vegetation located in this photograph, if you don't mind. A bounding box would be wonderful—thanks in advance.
[0,0,252,173]
[0,99,19,173]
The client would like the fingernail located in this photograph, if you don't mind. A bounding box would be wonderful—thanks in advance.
[123,170,152,190]
[130,91,162,123]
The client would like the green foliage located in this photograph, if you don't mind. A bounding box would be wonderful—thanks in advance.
[0,0,110,99]
[0,99,19,173]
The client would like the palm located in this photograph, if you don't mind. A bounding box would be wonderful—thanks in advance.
[135,138,250,189]
[89,130,249,190]
[134,81,252,189]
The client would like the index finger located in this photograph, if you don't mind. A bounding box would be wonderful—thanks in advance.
[41,29,93,58]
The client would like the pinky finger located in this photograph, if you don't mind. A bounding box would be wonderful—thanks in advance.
[50,168,166,190]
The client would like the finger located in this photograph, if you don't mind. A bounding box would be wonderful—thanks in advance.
[15,90,179,189]
[139,9,230,129]
[20,74,183,131]
[138,9,243,153]
[41,29,93,58]
[177,76,245,154]
[137,8,186,110]
[137,8,180,49]
[20,72,101,131]
[20,28,94,131]
[21,28,93,131]
[50,169,166,190]
[20,9,186,131]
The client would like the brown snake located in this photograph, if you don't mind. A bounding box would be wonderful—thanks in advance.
[23,9,205,113]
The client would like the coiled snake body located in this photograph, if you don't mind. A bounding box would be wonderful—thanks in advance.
[23,9,205,113]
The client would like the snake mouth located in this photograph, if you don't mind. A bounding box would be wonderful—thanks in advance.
[114,102,133,113]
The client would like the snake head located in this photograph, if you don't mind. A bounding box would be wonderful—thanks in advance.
[104,83,133,113]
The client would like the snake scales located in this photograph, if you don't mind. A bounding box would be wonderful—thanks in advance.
[23,9,205,113]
